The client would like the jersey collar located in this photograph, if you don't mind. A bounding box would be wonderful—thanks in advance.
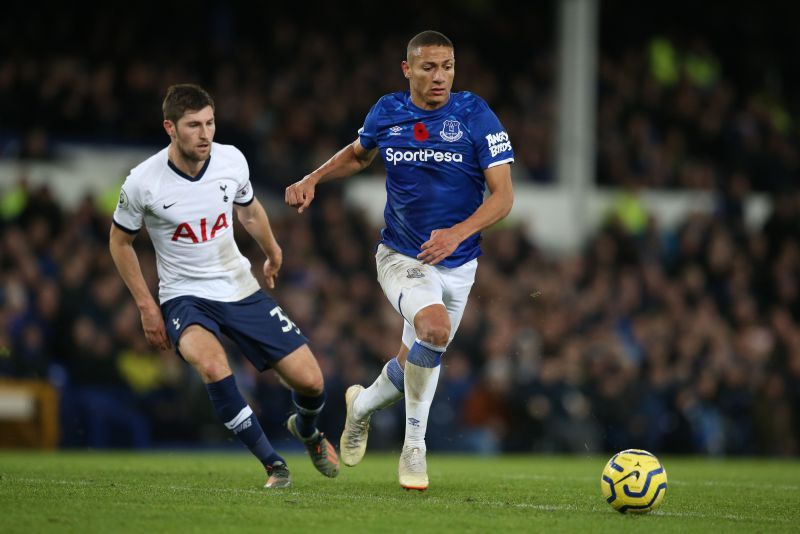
[167,156,211,182]
[405,90,454,115]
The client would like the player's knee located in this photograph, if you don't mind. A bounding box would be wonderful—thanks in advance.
[414,306,450,348]
[417,323,450,348]
[195,356,231,383]
[295,374,324,397]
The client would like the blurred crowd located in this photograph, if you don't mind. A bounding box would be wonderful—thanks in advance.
[1,181,799,455]
[2,4,799,192]
[597,38,798,192]
[0,3,554,191]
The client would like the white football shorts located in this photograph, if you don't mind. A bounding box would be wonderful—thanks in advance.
[375,243,477,350]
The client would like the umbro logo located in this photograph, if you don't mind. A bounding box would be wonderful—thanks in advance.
[172,318,181,330]
[407,417,420,427]
[389,125,403,136]
[163,202,177,209]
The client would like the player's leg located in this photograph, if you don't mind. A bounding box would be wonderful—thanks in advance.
[219,290,339,479]
[355,244,434,419]
[272,343,325,436]
[399,258,478,490]
[398,303,449,491]
[341,340,409,466]
[340,245,425,465]
[404,303,450,444]
[352,341,409,420]
[178,324,289,488]
[272,344,340,478]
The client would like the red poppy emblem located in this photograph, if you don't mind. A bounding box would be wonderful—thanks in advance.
[413,122,429,141]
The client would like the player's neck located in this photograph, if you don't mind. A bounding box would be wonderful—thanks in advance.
[410,93,450,111]
[168,145,206,177]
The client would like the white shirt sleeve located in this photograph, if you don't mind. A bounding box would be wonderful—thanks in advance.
[112,176,145,232]
[233,150,254,206]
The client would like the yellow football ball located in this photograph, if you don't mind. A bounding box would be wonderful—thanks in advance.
[601,449,668,514]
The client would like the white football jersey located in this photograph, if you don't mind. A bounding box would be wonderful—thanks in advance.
[113,142,260,304]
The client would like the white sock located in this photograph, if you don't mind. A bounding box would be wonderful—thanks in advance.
[353,357,404,420]
[403,341,443,450]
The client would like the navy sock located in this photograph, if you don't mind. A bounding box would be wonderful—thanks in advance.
[291,389,326,439]
[206,375,284,468]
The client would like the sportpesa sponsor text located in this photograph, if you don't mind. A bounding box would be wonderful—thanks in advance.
[383,130,511,165]
[384,147,463,165]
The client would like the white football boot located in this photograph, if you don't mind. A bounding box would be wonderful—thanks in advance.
[398,444,428,491]
[340,385,371,466]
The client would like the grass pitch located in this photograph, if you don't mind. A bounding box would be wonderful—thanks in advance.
[1,451,798,533]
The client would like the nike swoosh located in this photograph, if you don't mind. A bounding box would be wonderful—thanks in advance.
[163,202,177,209]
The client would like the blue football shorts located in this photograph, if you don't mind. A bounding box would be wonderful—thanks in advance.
[160,290,308,371]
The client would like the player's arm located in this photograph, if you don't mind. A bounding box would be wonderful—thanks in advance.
[109,224,171,350]
[418,163,514,265]
[234,198,282,289]
[285,139,378,213]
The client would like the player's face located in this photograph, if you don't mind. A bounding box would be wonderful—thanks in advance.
[402,45,454,110]
[166,106,215,162]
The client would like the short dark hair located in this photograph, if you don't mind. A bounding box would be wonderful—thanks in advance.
[162,84,215,123]
[406,30,454,59]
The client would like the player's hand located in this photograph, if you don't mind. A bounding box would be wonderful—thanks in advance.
[418,228,464,265]
[263,248,282,289]
[140,305,171,351]
[285,175,318,214]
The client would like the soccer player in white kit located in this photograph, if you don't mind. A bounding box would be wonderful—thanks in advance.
[285,31,514,490]
[109,84,339,489]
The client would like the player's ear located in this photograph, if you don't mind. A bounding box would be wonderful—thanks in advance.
[401,60,411,79]
[163,119,175,138]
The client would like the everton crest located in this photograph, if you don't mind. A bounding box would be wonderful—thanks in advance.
[439,119,463,142]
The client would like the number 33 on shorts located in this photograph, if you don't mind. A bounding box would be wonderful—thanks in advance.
[269,305,301,334]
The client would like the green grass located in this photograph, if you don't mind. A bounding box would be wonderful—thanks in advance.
[0,452,798,533]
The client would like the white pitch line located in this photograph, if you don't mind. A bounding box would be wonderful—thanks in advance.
[501,473,799,491]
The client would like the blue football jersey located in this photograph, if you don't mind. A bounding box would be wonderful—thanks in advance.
[358,91,514,268]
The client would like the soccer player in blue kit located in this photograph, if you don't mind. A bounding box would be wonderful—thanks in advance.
[285,31,514,490]
[110,84,339,489]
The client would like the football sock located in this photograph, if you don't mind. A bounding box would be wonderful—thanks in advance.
[353,357,405,420]
[206,374,284,469]
[291,389,326,439]
[403,341,443,450]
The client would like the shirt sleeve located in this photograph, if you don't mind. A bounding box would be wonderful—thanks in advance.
[112,176,144,233]
[470,101,515,170]
[357,100,382,150]
[233,150,254,206]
